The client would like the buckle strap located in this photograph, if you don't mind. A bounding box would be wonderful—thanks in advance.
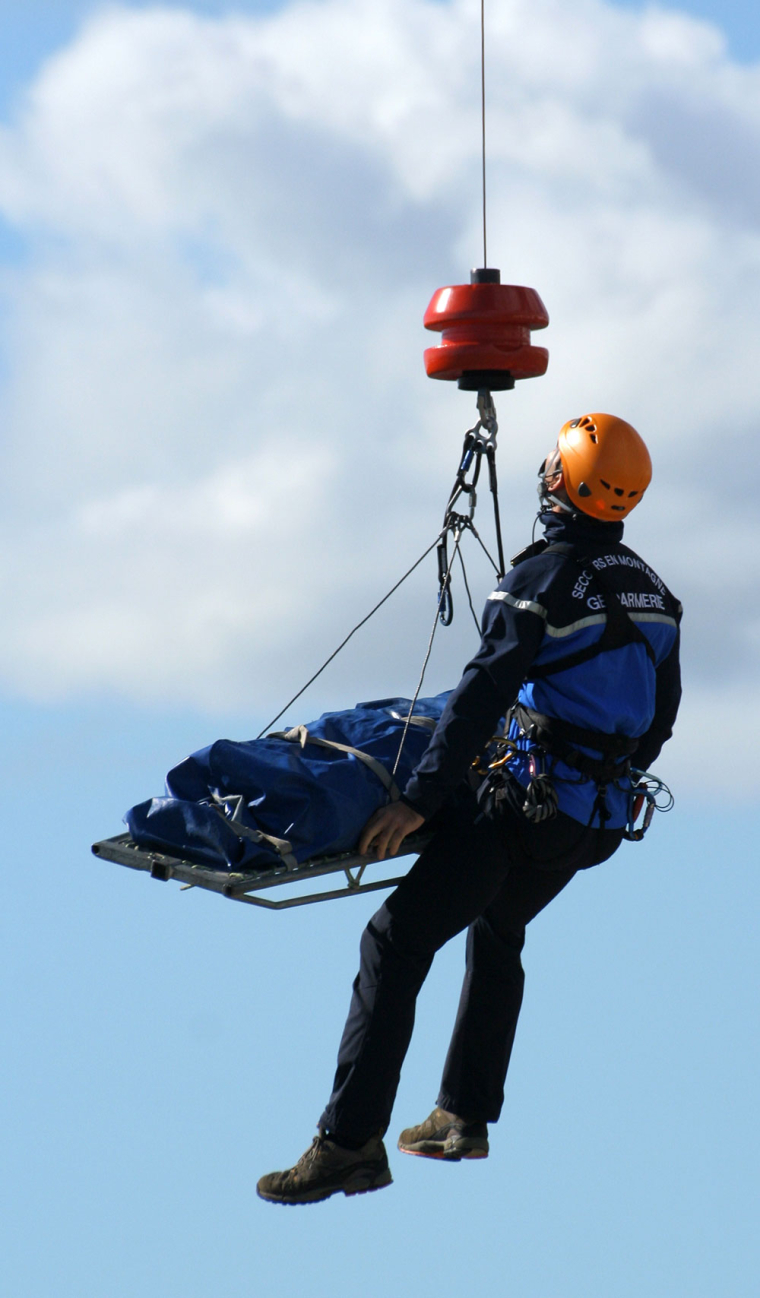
[271,725,401,801]
[512,703,637,782]
[210,793,299,870]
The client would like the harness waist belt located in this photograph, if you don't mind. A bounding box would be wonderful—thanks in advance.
[511,703,638,783]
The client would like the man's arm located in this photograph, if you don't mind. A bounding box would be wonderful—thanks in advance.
[357,662,522,861]
[358,561,551,858]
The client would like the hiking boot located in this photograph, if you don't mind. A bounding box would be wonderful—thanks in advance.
[256,1131,392,1205]
[397,1107,489,1161]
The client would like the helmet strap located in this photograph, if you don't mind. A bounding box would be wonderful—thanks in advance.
[545,490,575,514]
[537,464,575,515]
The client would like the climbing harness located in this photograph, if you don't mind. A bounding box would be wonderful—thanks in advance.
[479,708,673,840]
[506,700,637,828]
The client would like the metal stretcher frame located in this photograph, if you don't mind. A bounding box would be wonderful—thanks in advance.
[91,832,430,910]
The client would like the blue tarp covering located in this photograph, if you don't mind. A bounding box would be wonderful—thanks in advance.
[126,693,449,872]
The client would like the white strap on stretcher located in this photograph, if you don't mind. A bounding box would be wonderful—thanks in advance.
[273,725,402,802]
[210,793,300,871]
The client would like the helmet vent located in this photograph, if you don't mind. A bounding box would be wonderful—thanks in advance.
[614,487,624,497]
[628,490,638,498]
[589,432,598,443]
[600,478,611,490]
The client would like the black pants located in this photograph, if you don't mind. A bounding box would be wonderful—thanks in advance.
[319,788,623,1144]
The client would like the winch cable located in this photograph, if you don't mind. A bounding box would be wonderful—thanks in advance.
[480,0,488,268]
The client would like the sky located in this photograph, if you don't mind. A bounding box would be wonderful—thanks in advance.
[0,3,758,1297]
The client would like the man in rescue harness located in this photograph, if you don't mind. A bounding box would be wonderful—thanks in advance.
[257,412,682,1205]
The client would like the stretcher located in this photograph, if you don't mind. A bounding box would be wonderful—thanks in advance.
[91,693,445,908]
[91,831,430,910]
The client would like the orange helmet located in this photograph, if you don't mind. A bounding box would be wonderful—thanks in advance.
[556,413,652,520]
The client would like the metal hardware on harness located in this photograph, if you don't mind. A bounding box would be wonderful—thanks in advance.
[470,730,519,779]
[501,703,674,842]
[477,389,498,440]
[437,521,463,627]
[521,772,559,823]
[521,753,559,823]
[446,391,499,519]
[624,770,674,841]
[510,701,638,785]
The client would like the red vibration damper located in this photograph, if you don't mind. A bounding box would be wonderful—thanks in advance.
[424,268,549,390]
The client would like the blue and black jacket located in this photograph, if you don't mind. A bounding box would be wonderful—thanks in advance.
[403,511,682,829]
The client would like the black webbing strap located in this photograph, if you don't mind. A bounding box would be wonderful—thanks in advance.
[511,701,638,782]
[527,542,656,681]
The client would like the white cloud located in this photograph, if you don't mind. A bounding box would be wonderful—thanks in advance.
[0,0,758,796]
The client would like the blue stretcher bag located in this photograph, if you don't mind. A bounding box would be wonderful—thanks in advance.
[125,693,449,872]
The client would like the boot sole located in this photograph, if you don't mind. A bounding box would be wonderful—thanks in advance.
[257,1167,393,1205]
[398,1140,488,1162]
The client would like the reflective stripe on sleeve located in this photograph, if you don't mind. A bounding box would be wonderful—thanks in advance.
[487,590,548,618]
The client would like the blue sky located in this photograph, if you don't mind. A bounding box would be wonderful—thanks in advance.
[1,3,758,1296]
[2,703,758,1297]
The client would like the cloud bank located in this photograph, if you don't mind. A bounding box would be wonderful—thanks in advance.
[0,0,758,793]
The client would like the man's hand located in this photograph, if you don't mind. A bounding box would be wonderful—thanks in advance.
[358,801,425,861]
